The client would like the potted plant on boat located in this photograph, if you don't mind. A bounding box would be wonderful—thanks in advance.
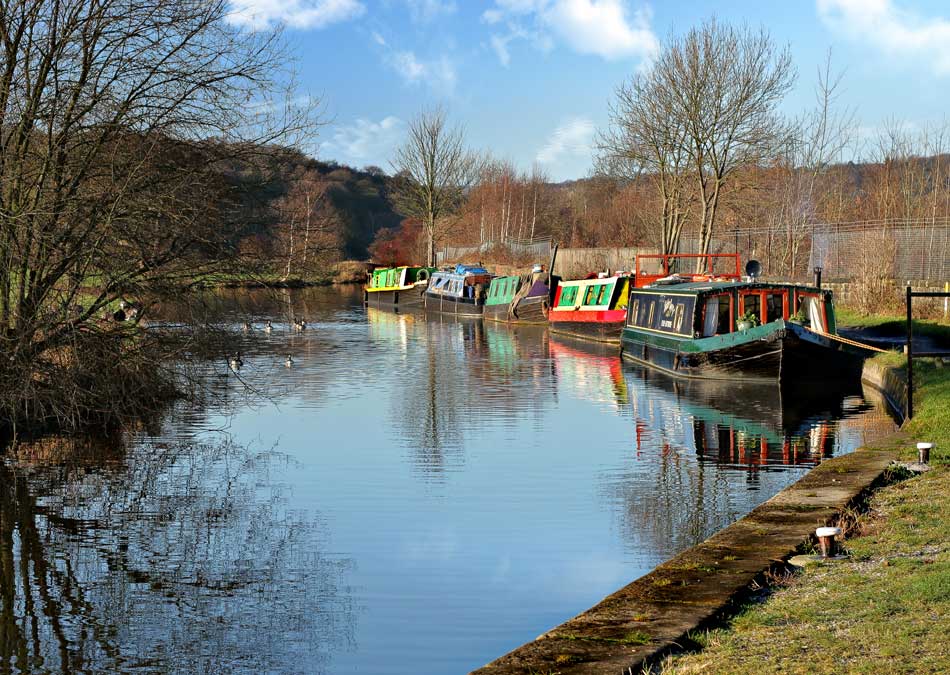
[736,310,759,331]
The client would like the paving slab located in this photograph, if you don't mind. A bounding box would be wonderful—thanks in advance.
[471,446,898,675]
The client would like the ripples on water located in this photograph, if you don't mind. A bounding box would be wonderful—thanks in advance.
[0,287,896,674]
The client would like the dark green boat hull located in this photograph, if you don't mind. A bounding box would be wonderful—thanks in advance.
[620,320,869,382]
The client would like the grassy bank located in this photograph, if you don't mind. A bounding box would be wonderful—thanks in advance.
[194,261,370,288]
[657,346,950,673]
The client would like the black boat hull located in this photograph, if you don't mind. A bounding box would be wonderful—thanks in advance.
[483,295,549,324]
[423,292,484,316]
[620,323,867,382]
[364,287,426,309]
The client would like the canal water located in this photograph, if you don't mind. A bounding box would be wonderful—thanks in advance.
[1,287,896,674]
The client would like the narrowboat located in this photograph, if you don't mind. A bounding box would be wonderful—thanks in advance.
[619,276,880,382]
[423,264,494,316]
[547,274,632,343]
[483,266,557,324]
[364,266,434,309]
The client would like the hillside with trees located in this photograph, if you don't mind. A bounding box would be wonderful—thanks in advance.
[218,148,404,279]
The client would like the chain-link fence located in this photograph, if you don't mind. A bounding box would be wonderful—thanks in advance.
[682,219,950,283]
[436,237,554,266]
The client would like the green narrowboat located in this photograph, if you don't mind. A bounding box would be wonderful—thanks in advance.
[619,279,880,382]
[483,267,556,324]
[364,266,434,309]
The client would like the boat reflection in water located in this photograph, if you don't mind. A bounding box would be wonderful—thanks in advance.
[549,333,629,410]
[624,364,895,475]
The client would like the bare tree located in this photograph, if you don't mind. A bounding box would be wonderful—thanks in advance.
[0,0,317,433]
[657,20,795,269]
[777,50,855,275]
[598,71,693,257]
[274,169,340,280]
[390,106,481,266]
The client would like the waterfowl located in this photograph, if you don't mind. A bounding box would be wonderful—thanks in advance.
[229,354,243,371]
[264,320,273,333]
[293,319,307,331]
[284,354,293,368]
[242,321,252,332]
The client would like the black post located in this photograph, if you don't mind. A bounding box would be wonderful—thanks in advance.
[813,266,822,289]
[906,285,913,420]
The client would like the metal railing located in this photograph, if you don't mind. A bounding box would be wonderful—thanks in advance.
[905,286,950,419]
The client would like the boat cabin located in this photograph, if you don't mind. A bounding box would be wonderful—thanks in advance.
[485,275,523,307]
[426,265,493,300]
[367,266,433,291]
[626,281,836,337]
[551,275,631,313]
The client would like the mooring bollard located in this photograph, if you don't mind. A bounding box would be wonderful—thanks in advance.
[815,526,842,558]
[917,442,933,464]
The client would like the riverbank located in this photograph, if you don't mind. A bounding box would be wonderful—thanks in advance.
[655,320,950,674]
[196,261,371,289]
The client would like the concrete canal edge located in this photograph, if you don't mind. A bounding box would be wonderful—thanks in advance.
[860,358,908,421]
[472,363,906,675]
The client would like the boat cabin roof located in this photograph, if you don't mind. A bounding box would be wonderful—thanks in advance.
[635,280,828,296]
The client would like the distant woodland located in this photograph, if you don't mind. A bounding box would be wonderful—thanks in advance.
[240,144,950,282]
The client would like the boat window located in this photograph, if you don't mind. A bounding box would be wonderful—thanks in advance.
[596,284,608,305]
[703,297,719,336]
[740,293,763,326]
[647,300,655,327]
[584,285,596,305]
[766,292,786,323]
[795,294,826,333]
[703,295,732,336]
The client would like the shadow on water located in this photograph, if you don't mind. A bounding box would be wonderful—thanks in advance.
[0,430,355,675]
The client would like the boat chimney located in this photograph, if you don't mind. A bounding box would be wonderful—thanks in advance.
[813,266,822,289]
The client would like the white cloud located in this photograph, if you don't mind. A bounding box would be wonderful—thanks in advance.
[545,1,658,60]
[393,51,427,81]
[483,8,504,24]
[371,31,387,46]
[227,0,365,30]
[536,117,595,170]
[405,0,457,23]
[377,46,457,92]
[482,0,658,64]
[490,34,513,67]
[818,0,950,74]
[319,116,405,167]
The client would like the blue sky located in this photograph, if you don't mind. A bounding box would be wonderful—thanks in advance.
[227,0,950,180]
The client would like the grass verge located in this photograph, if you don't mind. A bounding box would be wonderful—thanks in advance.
[655,362,950,674]
[837,306,950,341]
